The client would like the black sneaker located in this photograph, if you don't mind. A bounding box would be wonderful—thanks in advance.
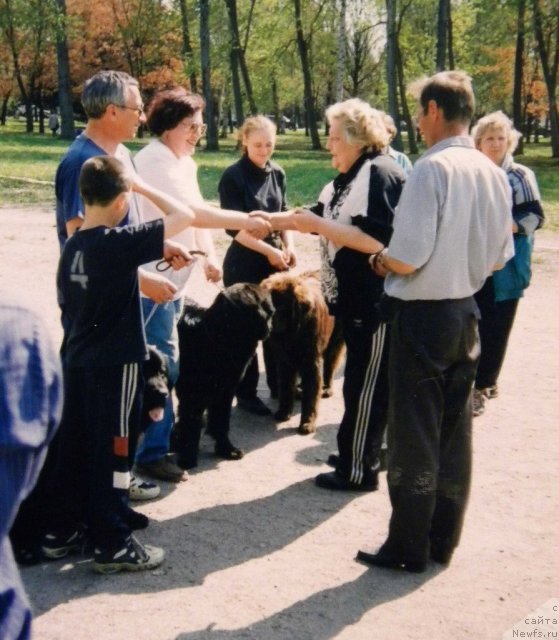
[315,471,378,492]
[92,535,165,574]
[41,529,85,559]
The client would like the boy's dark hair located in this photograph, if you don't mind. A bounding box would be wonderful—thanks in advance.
[147,87,205,136]
[79,156,131,206]
[413,70,475,125]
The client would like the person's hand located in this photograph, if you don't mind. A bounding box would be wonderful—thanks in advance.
[292,208,319,234]
[139,271,178,304]
[285,246,297,268]
[204,259,222,283]
[369,249,389,278]
[163,239,194,270]
[267,247,290,270]
[246,211,272,239]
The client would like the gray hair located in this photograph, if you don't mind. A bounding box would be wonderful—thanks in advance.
[82,70,139,119]
[326,98,390,152]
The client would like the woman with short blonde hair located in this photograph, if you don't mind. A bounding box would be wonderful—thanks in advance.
[470,110,544,416]
[471,110,521,154]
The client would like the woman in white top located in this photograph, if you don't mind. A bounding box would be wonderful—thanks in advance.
[133,88,270,483]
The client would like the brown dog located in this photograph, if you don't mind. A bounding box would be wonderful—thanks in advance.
[261,271,344,434]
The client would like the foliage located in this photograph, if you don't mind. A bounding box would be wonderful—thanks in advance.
[1,0,558,152]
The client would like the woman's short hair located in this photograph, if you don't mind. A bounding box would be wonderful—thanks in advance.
[82,70,139,119]
[471,110,521,154]
[147,87,205,136]
[411,70,475,125]
[238,115,276,154]
[79,156,131,206]
[325,99,390,152]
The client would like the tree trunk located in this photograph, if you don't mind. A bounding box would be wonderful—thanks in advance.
[385,0,402,150]
[38,89,46,134]
[396,42,417,154]
[0,92,10,125]
[531,0,559,157]
[293,0,321,150]
[447,8,454,69]
[436,0,450,71]
[229,48,244,129]
[54,0,75,139]
[225,0,244,127]
[199,0,218,150]
[272,75,283,133]
[178,0,198,92]
[513,0,526,154]
[336,0,346,102]
[225,0,258,115]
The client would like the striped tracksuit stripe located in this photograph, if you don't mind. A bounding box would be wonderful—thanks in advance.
[350,323,387,483]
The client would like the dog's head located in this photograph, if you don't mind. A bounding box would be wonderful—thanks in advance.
[143,345,170,422]
[210,283,275,342]
[261,271,324,336]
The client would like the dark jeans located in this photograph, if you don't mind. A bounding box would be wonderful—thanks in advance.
[382,297,480,563]
[474,277,519,389]
[47,363,142,550]
[336,316,389,485]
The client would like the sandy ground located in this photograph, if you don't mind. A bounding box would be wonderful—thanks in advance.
[1,207,558,640]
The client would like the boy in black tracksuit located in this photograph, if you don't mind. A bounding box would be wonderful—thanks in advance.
[45,156,194,573]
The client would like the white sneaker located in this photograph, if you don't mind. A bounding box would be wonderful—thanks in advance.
[129,474,160,501]
[93,535,165,574]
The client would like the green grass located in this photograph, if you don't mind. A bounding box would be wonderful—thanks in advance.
[1,117,557,230]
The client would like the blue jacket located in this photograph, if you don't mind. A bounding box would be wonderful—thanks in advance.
[492,154,544,302]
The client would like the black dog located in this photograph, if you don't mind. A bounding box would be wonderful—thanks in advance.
[132,344,170,460]
[172,283,274,469]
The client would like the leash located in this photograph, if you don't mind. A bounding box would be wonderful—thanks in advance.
[156,250,208,272]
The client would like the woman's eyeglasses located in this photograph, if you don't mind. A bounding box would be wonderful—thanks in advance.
[180,122,207,136]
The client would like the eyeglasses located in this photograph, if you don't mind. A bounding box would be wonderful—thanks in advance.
[116,104,145,116]
[180,122,207,136]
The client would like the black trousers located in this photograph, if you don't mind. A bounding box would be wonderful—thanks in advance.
[47,363,142,550]
[474,277,519,390]
[382,297,480,563]
[336,316,389,485]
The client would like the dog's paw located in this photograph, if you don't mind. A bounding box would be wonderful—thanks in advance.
[274,410,292,422]
[322,386,334,398]
[298,422,316,435]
